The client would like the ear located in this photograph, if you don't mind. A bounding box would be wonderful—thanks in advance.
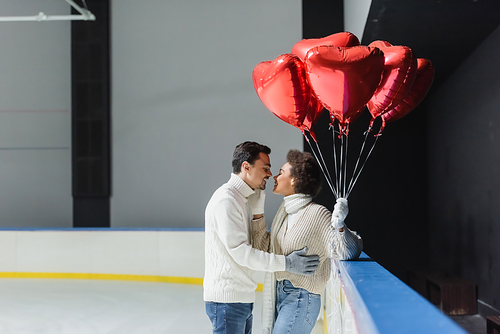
[241,161,250,173]
[291,178,295,186]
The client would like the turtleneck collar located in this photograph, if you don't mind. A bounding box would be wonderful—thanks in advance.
[228,173,255,199]
[283,193,312,215]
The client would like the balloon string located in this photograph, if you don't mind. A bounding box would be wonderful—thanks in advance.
[339,134,345,198]
[346,129,370,196]
[330,122,340,197]
[314,139,338,199]
[343,133,349,198]
[346,135,379,198]
[303,132,336,197]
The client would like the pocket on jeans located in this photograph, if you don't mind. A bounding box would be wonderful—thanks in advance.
[281,281,300,294]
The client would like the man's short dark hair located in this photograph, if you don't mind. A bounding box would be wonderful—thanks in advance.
[287,149,322,197]
[232,141,271,174]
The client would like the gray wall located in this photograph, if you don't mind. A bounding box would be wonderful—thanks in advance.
[110,0,302,228]
[0,0,72,228]
[427,24,500,313]
[0,1,302,229]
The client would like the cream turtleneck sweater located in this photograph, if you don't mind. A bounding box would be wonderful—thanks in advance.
[253,194,333,294]
[253,194,363,333]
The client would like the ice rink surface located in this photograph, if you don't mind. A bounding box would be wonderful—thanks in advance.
[0,279,325,334]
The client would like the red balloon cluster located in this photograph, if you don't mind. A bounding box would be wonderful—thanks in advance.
[252,32,434,139]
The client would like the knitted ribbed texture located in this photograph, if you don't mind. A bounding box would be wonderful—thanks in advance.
[261,269,276,334]
[283,193,313,214]
[257,196,364,333]
[273,203,333,295]
[261,200,331,333]
[333,227,363,260]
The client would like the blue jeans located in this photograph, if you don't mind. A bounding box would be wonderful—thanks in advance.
[273,280,321,334]
[205,301,253,334]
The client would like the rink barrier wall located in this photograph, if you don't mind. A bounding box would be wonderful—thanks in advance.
[0,228,205,281]
[326,253,468,334]
[0,228,264,290]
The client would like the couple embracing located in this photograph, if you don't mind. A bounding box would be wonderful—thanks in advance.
[204,141,363,334]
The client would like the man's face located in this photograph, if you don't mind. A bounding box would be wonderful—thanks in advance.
[246,152,272,190]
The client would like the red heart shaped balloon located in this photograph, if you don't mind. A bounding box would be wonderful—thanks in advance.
[367,40,418,119]
[252,54,313,129]
[304,45,385,129]
[301,94,324,141]
[292,31,360,61]
[382,58,434,124]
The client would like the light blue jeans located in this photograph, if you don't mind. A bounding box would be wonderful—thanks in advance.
[273,280,321,334]
[205,301,253,334]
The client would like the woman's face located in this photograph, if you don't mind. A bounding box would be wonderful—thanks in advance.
[273,162,295,196]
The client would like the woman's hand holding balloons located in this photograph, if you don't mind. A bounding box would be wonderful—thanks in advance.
[332,198,349,229]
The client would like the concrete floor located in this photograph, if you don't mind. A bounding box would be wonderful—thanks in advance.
[449,314,487,334]
[0,278,325,334]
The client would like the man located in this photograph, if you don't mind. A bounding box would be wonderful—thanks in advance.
[204,141,320,334]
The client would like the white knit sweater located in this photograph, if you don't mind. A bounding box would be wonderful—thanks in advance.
[203,173,286,303]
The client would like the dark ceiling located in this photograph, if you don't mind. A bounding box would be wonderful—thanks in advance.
[362,0,500,88]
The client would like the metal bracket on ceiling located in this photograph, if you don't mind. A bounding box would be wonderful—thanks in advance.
[0,0,95,22]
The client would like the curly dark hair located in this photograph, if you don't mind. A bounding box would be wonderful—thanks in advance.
[287,149,322,197]
[232,141,271,174]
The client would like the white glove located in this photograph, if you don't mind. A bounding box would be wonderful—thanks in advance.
[331,197,348,229]
[248,189,265,215]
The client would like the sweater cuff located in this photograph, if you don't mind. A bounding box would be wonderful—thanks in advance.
[252,216,267,228]
[276,255,287,271]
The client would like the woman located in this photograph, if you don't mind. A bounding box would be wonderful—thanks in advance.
[252,149,363,334]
